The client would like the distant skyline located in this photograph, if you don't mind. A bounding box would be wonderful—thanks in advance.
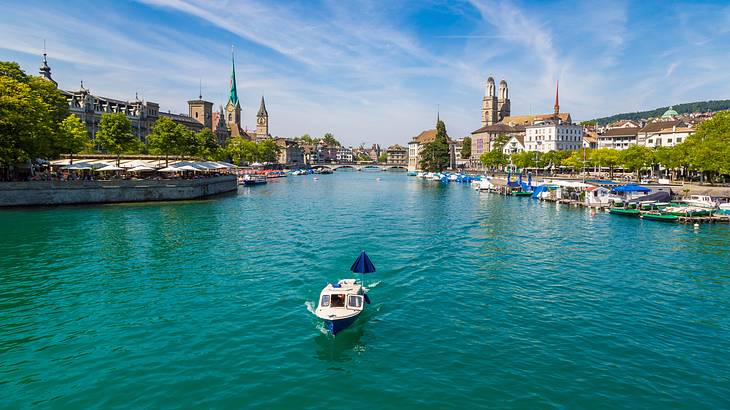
[2,0,729,146]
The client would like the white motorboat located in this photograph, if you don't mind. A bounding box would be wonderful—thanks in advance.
[683,195,717,209]
[314,251,376,335]
[315,279,369,334]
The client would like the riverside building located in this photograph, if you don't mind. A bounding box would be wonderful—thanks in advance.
[38,49,271,147]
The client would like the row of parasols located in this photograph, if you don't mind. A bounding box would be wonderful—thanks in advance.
[52,160,237,173]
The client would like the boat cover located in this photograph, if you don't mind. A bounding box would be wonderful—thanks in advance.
[628,191,671,203]
[611,184,651,193]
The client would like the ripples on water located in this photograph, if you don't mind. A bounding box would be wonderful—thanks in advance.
[1,173,729,408]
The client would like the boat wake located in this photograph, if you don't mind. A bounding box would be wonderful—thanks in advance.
[364,280,381,291]
[304,300,317,315]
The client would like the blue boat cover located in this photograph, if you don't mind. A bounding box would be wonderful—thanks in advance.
[611,184,651,193]
[331,282,341,288]
[350,251,376,274]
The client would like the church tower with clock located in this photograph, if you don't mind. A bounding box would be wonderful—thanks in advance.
[255,96,269,141]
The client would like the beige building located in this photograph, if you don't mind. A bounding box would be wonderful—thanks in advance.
[386,144,407,165]
[407,129,456,172]
[275,138,304,166]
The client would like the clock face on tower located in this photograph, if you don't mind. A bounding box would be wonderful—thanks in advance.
[258,117,265,125]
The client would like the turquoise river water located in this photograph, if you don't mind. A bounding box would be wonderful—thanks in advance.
[1,172,729,409]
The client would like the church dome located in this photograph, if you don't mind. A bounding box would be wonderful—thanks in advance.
[499,79,507,85]
[661,106,678,119]
[487,76,495,83]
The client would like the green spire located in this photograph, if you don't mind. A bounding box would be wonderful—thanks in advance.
[228,47,240,107]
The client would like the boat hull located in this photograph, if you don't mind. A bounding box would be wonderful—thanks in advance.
[641,213,678,222]
[324,313,360,334]
[609,208,640,216]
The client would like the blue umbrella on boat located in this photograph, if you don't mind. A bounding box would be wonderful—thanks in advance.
[350,251,376,273]
[350,251,375,304]
[528,172,532,188]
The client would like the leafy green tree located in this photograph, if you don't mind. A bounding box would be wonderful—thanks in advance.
[590,148,621,178]
[197,128,224,161]
[321,133,340,147]
[297,134,315,145]
[685,110,730,179]
[419,120,451,171]
[492,134,510,151]
[178,126,202,158]
[511,151,534,169]
[257,139,280,163]
[227,137,259,165]
[561,149,591,171]
[356,153,371,162]
[461,136,472,159]
[96,112,139,166]
[480,149,508,169]
[378,152,388,162]
[147,117,181,166]
[619,145,653,176]
[0,61,69,174]
[56,114,89,164]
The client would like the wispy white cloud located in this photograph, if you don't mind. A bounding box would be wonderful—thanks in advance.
[2,0,730,144]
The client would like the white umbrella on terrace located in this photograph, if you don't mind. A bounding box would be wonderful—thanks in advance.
[158,166,180,172]
[128,165,156,172]
[177,165,200,172]
[62,163,93,170]
[95,165,124,172]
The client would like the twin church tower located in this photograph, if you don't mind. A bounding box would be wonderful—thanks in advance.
[481,77,510,127]
[188,50,269,142]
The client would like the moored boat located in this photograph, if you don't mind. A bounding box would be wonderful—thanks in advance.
[640,212,679,222]
[609,208,641,216]
[512,191,533,197]
[240,174,267,186]
[664,206,712,216]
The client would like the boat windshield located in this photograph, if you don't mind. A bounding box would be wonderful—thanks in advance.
[348,295,363,308]
[320,294,330,307]
[330,294,345,307]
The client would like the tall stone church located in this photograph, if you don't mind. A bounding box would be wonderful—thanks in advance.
[481,77,510,126]
[190,51,271,144]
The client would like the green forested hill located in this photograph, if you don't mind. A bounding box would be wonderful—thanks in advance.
[592,100,730,125]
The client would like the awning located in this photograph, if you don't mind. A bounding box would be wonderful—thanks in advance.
[612,184,651,193]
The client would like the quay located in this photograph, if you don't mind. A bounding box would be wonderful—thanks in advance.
[0,176,237,207]
[469,175,730,225]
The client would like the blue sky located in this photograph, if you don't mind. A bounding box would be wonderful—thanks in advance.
[2,0,730,146]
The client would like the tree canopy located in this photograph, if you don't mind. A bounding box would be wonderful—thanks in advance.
[95,112,139,165]
[0,61,69,169]
[57,114,90,164]
[227,137,280,165]
[419,120,451,172]
[461,136,472,159]
[321,133,341,147]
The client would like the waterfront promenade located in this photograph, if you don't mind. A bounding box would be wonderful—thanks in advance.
[0,175,237,207]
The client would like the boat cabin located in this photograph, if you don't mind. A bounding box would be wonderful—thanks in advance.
[316,279,365,316]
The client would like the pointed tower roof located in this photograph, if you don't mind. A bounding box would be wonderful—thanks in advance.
[39,41,57,87]
[553,80,560,119]
[228,47,240,107]
[257,96,268,117]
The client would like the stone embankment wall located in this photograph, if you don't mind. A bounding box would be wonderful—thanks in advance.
[0,176,237,207]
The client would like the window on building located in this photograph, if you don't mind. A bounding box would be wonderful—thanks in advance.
[677,138,682,143]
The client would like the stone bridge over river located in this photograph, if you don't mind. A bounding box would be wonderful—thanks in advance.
[311,163,408,172]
